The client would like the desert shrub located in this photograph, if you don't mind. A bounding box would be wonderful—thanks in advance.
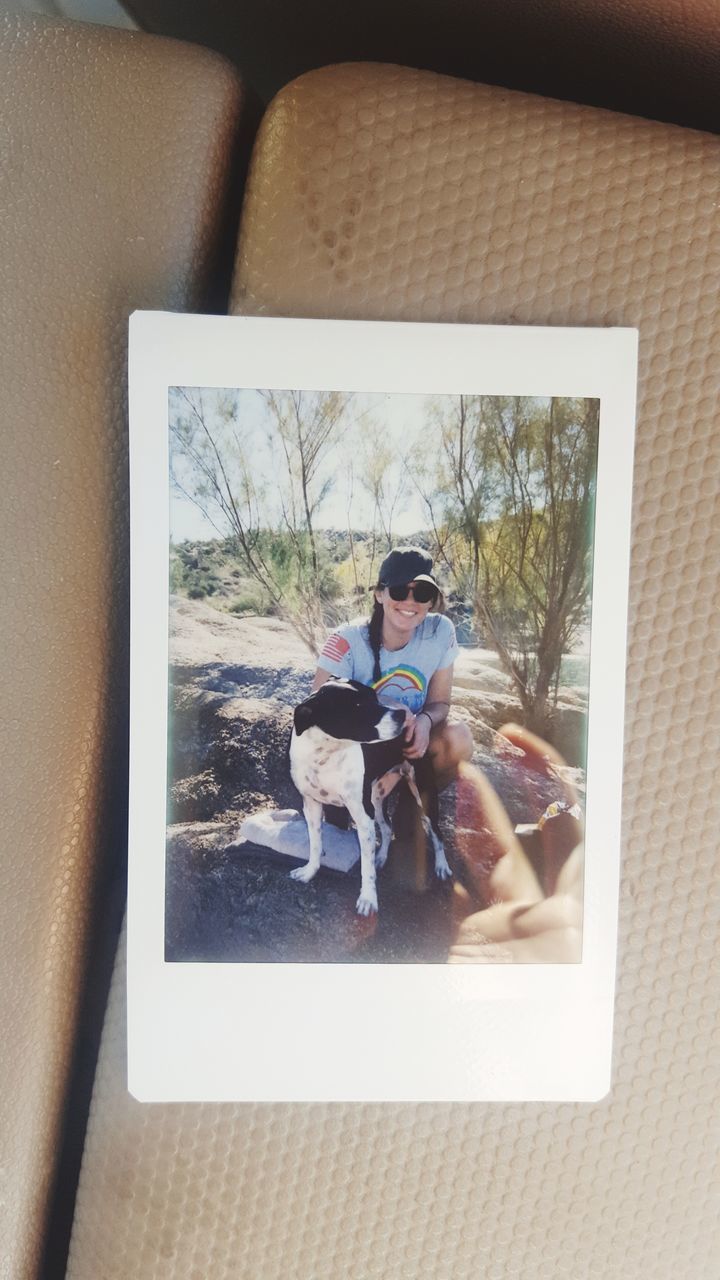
[169,556,186,593]
[316,560,342,602]
[229,589,274,616]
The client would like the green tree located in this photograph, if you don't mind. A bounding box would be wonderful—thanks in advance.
[169,387,350,654]
[418,395,598,735]
[260,389,349,586]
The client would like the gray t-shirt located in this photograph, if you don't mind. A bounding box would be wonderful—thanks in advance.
[317,613,459,714]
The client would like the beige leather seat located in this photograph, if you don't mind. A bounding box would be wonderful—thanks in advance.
[0,15,253,1276]
[67,63,719,1280]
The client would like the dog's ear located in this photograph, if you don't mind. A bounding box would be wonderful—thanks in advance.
[293,701,314,736]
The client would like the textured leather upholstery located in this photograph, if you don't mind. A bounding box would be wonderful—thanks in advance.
[0,16,248,1278]
[124,0,720,132]
[66,66,720,1279]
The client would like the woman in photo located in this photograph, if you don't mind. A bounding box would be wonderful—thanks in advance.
[313,546,474,816]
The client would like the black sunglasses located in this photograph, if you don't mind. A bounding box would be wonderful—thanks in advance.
[386,581,438,604]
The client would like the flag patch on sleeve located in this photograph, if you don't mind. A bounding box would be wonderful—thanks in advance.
[321,633,350,662]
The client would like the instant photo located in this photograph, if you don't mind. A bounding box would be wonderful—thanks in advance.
[167,386,594,964]
[128,314,637,1101]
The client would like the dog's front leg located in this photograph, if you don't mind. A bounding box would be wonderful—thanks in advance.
[347,800,379,916]
[371,769,403,869]
[291,796,324,884]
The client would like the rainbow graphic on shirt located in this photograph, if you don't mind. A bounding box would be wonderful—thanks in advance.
[372,664,427,713]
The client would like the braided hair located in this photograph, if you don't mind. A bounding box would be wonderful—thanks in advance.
[367,596,385,684]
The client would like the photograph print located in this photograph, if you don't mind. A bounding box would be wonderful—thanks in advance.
[166,386,595,965]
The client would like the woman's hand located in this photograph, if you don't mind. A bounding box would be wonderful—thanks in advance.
[403,709,432,759]
[448,724,583,964]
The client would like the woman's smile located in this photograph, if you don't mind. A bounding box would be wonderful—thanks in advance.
[372,572,440,654]
[379,585,433,645]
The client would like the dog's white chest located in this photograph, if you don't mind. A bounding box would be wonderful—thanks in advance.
[290,726,361,807]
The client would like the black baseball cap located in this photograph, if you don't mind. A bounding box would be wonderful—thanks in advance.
[378,546,438,588]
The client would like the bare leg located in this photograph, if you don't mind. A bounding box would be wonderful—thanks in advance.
[290,795,324,883]
[428,721,474,791]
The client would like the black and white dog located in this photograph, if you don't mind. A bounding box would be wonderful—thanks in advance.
[289,679,452,916]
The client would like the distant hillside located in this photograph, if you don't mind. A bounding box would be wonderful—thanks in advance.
[169,535,588,664]
[170,538,260,612]
[168,533,477,630]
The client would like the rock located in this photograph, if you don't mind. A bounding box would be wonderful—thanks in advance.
[546,703,587,769]
[165,823,456,962]
[168,684,301,817]
[169,770,221,823]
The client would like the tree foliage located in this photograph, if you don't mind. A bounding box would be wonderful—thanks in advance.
[169,387,350,653]
[422,395,598,733]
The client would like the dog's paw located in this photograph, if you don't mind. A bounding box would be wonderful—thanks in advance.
[356,890,378,916]
[290,864,317,884]
[435,854,453,880]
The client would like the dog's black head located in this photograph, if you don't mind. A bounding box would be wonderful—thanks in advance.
[293,679,406,743]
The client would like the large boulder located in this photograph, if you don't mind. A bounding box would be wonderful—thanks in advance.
[451,650,587,766]
[168,684,301,822]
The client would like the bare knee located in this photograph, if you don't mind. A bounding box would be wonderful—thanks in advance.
[435,721,473,762]
[451,721,474,763]
[429,720,474,781]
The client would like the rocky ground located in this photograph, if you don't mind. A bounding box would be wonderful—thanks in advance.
[165,596,586,963]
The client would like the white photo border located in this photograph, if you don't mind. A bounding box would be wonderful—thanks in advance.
[128,312,638,1102]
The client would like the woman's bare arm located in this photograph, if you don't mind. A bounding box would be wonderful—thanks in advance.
[421,664,453,726]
